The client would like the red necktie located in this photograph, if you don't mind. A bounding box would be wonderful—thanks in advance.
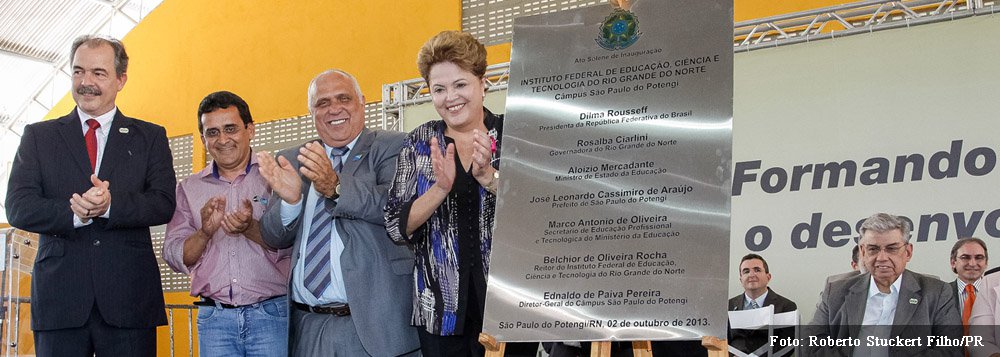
[963,284,976,335]
[85,119,100,172]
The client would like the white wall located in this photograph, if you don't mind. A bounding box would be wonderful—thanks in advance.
[398,15,1000,322]
[731,15,1000,320]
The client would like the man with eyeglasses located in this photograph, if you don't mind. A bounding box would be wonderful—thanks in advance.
[805,212,962,356]
[163,91,292,356]
[948,238,987,333]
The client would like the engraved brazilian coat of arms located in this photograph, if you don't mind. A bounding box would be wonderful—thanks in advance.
[597,8,642,50]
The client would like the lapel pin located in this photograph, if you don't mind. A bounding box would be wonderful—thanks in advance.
[119,128,129,134]
[909,298,918,305]
[352,154,363,161]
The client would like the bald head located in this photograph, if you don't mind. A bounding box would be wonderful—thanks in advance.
[307,69,363,113]
[307,69,367,147]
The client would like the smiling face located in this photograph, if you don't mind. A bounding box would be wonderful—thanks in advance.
[428,61,487,131]
[71,43,126,117]
[308,71,365,147]
[952,241,987,284]
[200,106,254,176]
[860,229,912,291]
[739,258,771,298]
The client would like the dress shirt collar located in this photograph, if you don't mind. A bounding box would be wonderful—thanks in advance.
[868,273,903,298]
[322,135,359,159]
[77,106,117,133]
[957,277,983,295]
[744,289,768,309]
[206,149,257,180]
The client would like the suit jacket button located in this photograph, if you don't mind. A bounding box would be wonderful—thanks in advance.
[93,240,101,246]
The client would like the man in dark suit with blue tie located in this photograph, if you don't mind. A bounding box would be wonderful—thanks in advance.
[6,35,176,356]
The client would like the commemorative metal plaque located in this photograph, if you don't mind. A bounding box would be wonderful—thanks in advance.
[483,0,733,342]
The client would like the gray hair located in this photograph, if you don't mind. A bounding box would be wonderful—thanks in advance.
[71,35,129,77]
[306,69,363,112]
[860,213,911,243]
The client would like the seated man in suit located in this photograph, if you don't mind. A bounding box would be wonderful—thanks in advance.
[805,213,962,356]
[728,253,797,355]
[948,237,987,333]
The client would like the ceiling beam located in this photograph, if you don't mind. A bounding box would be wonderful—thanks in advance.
[0,46,58,65]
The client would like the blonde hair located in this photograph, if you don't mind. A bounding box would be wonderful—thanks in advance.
[417,31,487,82]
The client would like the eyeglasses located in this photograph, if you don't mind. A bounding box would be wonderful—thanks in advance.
[957,254,987,263]
[863,243,907,256]
[204,124,242,138]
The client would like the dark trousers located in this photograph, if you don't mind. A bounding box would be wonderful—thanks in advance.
[34,304,156,357]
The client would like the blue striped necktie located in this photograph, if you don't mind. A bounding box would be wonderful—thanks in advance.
[302,146,348,298]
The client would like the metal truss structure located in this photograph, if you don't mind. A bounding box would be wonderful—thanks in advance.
[382,0,998,128]
[735,0,995,51]
[381,63,510,131]
[463,0,604,46]
[0,0,163,138]
[1,229,35,356]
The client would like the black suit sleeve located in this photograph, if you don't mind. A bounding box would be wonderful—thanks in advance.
[105,124,176,229]
[5,124,76,236]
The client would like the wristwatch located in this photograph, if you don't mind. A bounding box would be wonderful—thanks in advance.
[486,170,500,194]
[327,183,341,199]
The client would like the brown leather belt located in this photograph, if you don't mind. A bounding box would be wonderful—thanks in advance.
[293,302,350,316]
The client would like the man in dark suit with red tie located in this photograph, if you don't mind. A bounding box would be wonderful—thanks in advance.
[5,35,176,356]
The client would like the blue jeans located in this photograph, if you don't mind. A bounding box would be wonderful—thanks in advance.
[197,296,288,357]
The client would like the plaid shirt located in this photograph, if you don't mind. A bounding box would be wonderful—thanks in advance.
[385,109,502,335]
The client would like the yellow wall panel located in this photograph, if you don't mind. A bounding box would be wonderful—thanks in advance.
[46,1,858,134]
[156,292,199,356]
[48,0,461,140]
[735,0,850,21]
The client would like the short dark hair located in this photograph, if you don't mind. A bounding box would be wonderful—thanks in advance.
[198,91,253,133]
[851,245,860,264]
[739,253,769,274]
[950,237,988,274]
[71,35,128,77]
